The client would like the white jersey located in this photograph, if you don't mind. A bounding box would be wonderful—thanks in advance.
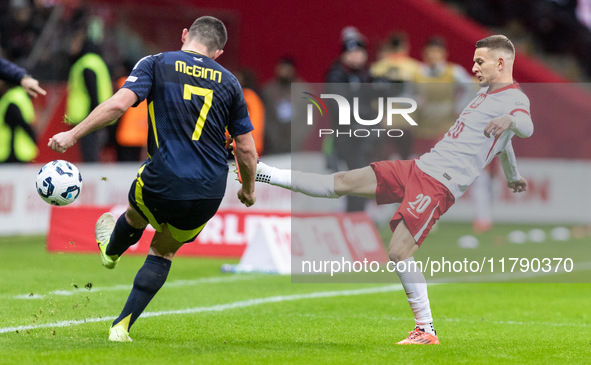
[415,83,531,199]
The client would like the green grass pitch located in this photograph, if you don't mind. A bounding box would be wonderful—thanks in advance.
[0,223,589,364]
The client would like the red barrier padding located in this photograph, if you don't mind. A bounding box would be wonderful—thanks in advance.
[47,206,290,257]
[47,206,388,262]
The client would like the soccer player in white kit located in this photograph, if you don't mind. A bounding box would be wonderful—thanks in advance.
[254,35,533,344]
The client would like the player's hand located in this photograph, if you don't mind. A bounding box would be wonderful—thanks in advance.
[48,131,76,153]
[237,187,256,207]
[484,115,512,138]
[20,76,47,98]
[507,177,527,193]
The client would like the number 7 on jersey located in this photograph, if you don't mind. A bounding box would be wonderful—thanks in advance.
[183,84,213,141]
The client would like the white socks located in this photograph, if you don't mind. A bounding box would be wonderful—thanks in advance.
[261,164,339,199]
[395,256,435,335]
[292,171,340,199]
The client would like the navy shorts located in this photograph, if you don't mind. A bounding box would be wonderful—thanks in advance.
[128,178,222,243]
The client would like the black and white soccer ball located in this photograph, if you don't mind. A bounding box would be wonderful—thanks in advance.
[36,160,83,206]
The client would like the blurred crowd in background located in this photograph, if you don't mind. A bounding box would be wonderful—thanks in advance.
[2,0,591,165]
[442,0,591,80]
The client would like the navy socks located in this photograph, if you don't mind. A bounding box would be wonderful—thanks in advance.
[106,214,145,256]
[112,255,171,330]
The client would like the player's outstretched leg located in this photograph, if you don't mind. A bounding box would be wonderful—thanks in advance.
[255,162,339,198]
[254,162,377,199]
[108,225,180,342]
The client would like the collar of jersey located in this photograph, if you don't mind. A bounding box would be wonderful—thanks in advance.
[487,82,520,94]
[182,50,208,58]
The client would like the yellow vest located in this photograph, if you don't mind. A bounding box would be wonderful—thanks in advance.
[370,55,421,128]
[414,63,458,138]
[66,53,112,124]
[414,63,455,83]
[370,55,421,82]
[0,87,37,162]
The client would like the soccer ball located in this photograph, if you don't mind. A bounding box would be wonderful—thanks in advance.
[36,160,83,206]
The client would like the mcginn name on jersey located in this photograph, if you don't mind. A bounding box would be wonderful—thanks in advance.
[175,60,222,83]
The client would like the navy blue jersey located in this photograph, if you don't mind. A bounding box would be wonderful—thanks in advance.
[0,58,27,85]
[122,50,253,200]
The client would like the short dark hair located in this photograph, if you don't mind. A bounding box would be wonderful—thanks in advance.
[424,36,447,50]
[278,56,296,67]
[388,32,408,50]
[189,16,227,51]
[475,35,515,57]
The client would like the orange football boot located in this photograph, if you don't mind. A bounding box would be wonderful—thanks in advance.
[396,327,440,345]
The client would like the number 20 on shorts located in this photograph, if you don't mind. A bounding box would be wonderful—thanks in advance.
[408,194,432,216]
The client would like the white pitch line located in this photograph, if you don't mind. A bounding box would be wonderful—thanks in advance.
[10,274,260,300]
[0,284,403,335]
[2,279,587,335]
[3,261,590,333]
[11,261,591,300]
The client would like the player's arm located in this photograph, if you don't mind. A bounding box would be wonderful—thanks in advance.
[233,131,257,207]
[0,58,46,98]
[499,141,527,193]
[484,111,533,139]
[48,88,138,153]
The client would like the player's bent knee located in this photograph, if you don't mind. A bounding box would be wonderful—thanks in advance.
[149,226,183,260]
[149,243,181,261]
[388,243,418,263]
[388,222,419,263]
[388,248,405,263]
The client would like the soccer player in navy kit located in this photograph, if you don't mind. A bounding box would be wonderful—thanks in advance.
[48,16,258,341]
